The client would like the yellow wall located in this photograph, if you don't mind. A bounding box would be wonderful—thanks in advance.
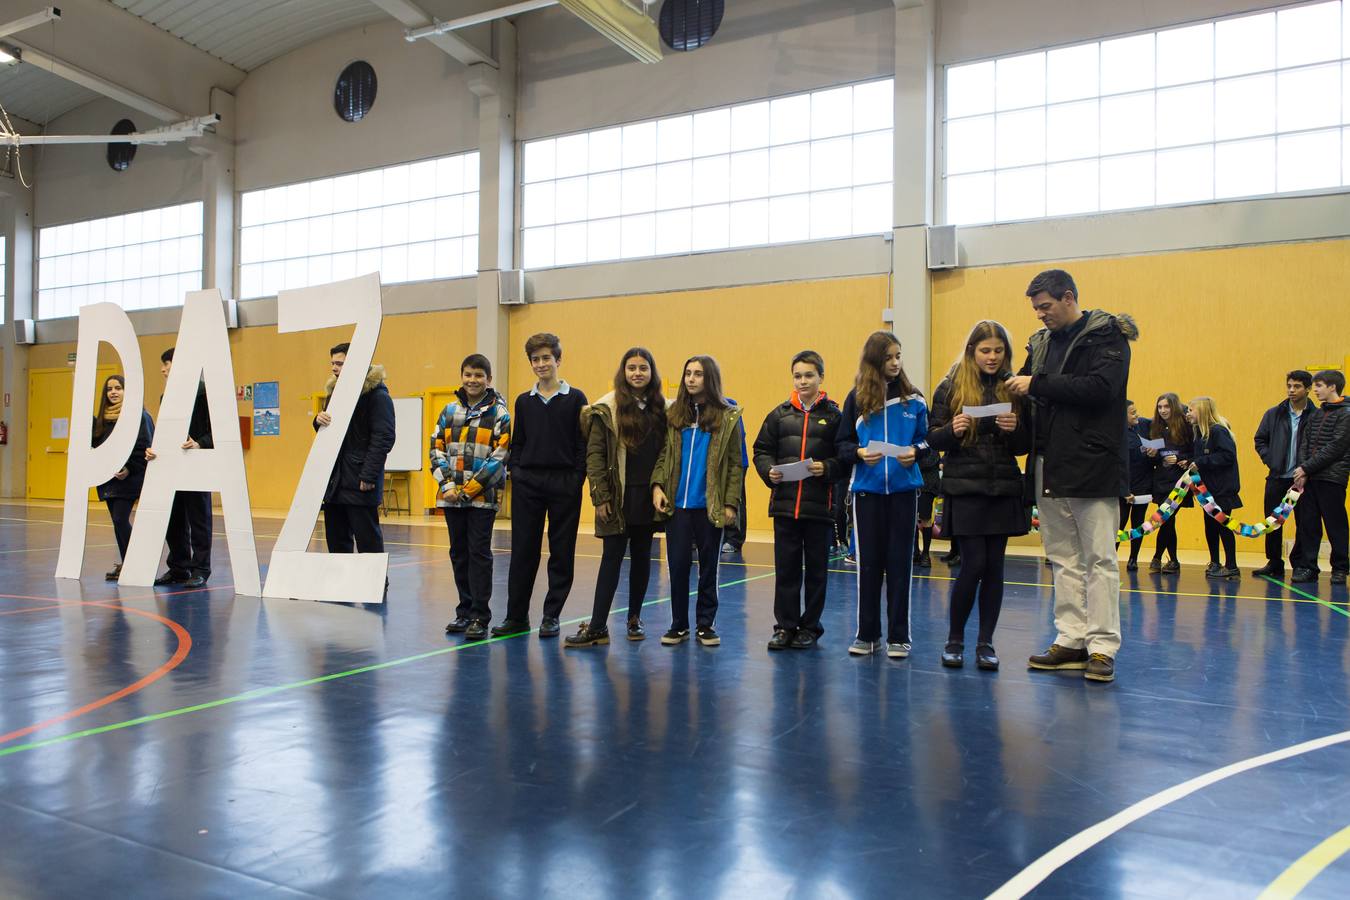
[509,275,892,528]
[931,238,1350,552]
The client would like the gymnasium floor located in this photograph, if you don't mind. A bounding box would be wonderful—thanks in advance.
[1,501,1348,899]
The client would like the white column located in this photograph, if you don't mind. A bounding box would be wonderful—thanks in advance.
[468,20,517,386]
[892,0,936,391]
[0,161,36,499]
[193,88,237,300]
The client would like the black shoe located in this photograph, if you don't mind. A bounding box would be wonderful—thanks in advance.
[1085,653,1115,683]
[564,623,609,647]
[1291,568,1319,584]
[1161,560,1180,574]
[913,552,932,569]
[538,617,560,638]
[789,630,816,649]
[1219,566,1241,581]
[1148,558,1162,573]
[627,617,646,641]
[1204,562,1221,576]
[1252,562,1284,578]
[464,620,489,640]
[1332,571,1348,586]
[975,643,999,671]
[490,619,530,637]
[1028,643,1089,670]
[941,642,964,668]
[945,554,961,567]
[661,627,690,645]
[153,571,188,586]
[183,575,208,589]
[767,629,794,651]
[939,550,958,564]
[444,616,470,634]
[696,625,720,646]
[1125,559,1138,571]
[1043,557,1053,568]
[105,563,122,582]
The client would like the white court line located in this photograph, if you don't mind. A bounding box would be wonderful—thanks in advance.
[988,729,1350,899]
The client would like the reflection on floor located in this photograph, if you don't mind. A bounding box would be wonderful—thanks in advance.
[1,502,1347,899]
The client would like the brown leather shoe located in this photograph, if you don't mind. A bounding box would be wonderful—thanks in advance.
[1028,643,1089,670]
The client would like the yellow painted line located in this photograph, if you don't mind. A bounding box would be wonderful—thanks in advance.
[0,543,117,555]
[1256,824,1350,899]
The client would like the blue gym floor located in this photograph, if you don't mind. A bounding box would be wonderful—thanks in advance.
[1,501,1348,899]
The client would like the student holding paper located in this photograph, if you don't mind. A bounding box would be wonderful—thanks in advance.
[836,331,929,659]
[1186,397,1242,580]
[651,355,744,647]
[753,350,844,650]
[1119,401,1152,571]
[1146,392,1191,574]
[926,321,1030,670]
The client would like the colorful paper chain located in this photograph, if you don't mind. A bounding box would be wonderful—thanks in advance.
[1114,465,1302,543]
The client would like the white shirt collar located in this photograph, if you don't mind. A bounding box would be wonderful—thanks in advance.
[530,380,571,398]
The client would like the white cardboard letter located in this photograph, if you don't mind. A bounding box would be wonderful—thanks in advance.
[263,273,387,603]
[119,290,261,594]
[56,304,145,578]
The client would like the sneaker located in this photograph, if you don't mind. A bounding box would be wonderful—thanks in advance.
[975,643,999,671]
[945,554,962,567]
[464,620,489,640]
[1148,559,1162,573]
[564,623,609,648]
[1204,562,1221,576]
[1125,559,1138,571]
[627,617,646,641]
[444,616,470,634]
[721,542,736,554]
[843,554,857,565]
[913,552,932,569]
[1252,562,1285,578]
[1028,643,1090,670]
[661,627,690,646]
[941,642,964,668]
[1332,571,1348,586]
[789,630,816,649]
[886,642,911,659]
[1291,568,1319,583]
[767,629,793,651]
[1085,653,1115,683]
[1219,566,1241,581]
[848,639,878,656]
[490,619,530,637]
[105,563,122,582]
[696,626,720,647]
[538,617,561,638]
[1161,560,1180,574]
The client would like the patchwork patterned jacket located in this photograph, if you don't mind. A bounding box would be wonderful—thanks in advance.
[429,387,511,511]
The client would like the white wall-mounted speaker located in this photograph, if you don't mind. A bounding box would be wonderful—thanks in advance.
[498,269,526,305]
[13,319,36,345]
[926,225,958,270]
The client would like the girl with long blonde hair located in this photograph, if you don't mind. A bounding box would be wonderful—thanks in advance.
[1186,396,1243,579]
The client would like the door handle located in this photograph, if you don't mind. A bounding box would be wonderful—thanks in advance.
[46,447,67,454]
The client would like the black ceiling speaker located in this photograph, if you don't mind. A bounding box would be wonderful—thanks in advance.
[659,0,725,52]
[335,60,377,123]
[107,119,137,172]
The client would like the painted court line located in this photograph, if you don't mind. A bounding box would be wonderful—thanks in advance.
[1261,575,1350,618]
[1257,823,1350,899]
[987,729,1350,899]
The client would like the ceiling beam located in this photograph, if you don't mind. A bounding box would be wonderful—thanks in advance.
[11,39,185,122]
[366,0,497,67]
[0,6,61,41]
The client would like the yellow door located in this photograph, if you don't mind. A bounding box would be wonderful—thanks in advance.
[27,366,117,501]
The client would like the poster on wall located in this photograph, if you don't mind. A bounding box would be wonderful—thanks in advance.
[253,381,280,436]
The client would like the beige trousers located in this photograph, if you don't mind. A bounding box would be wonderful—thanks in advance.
[1038,496,1122,657]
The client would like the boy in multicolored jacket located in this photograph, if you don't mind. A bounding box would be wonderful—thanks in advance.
[430,353,511,640]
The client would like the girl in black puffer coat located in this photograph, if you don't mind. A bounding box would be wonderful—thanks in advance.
[93,374,155,581]
[1146,392,1192,573]
[1187,396,1242,580]
[926,321,1031,671]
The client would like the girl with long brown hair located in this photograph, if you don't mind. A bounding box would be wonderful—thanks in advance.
[836,331,929,658]
[1146,392,1192,573]
[650,355,745,647]
[92,374,155,581]
[567,348,669,646]
[926,321,1030,670]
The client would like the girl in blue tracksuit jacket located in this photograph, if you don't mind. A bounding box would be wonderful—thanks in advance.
[837,331,929,658]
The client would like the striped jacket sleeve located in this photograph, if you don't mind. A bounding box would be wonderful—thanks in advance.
[429,404,455,489]
[461,403,511,501]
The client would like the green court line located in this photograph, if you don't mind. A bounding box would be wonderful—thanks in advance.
[1260,575,1350,618]
[0,569,780,759]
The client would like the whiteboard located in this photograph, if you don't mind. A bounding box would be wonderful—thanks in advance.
[387,397,423,472]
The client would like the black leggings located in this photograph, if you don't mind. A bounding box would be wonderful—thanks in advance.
[1204,514,1236,568]
[105,498,134,559]
[589,527,656,628]
[947,534,1008,645]
[1153,509,1181,562]
[1118,499,1147,561]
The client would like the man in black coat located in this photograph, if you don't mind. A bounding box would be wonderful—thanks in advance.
[1252,370,1315,577]
[149,347,214,588]
[314,342,396,555]
[1290,370,1350,585]
[1006,269,1137,684]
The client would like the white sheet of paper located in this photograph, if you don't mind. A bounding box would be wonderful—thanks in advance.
[1141,437,1166,450]
[962,402,1012,418]
[1132,493,1153,505]
[865,440,906,458]
[773,459,815,482]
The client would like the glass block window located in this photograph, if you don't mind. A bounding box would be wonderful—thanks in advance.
[521,78,895,268]
[37,202,204,319]
[943,0,1350,225]
[238,151,479,300]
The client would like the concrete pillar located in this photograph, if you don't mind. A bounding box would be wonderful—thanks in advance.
[467,20,517,387]
[892,0,936,391]
[1,157,36,499]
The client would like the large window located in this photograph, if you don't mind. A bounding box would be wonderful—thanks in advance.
[944,0,1350,225]
[37,203,204,319]
[238,152,480,299]
[520,79,895,269]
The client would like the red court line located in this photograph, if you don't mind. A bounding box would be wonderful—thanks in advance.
[0,599,193,745]
[0,603,67,616]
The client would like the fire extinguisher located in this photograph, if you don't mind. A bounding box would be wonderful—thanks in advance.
[0,421,8,445]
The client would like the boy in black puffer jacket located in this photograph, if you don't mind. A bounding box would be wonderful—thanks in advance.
[1291,370,1350,585]
[753,351,845,650]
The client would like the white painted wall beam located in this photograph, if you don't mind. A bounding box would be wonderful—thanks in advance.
[366,0,497,66]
